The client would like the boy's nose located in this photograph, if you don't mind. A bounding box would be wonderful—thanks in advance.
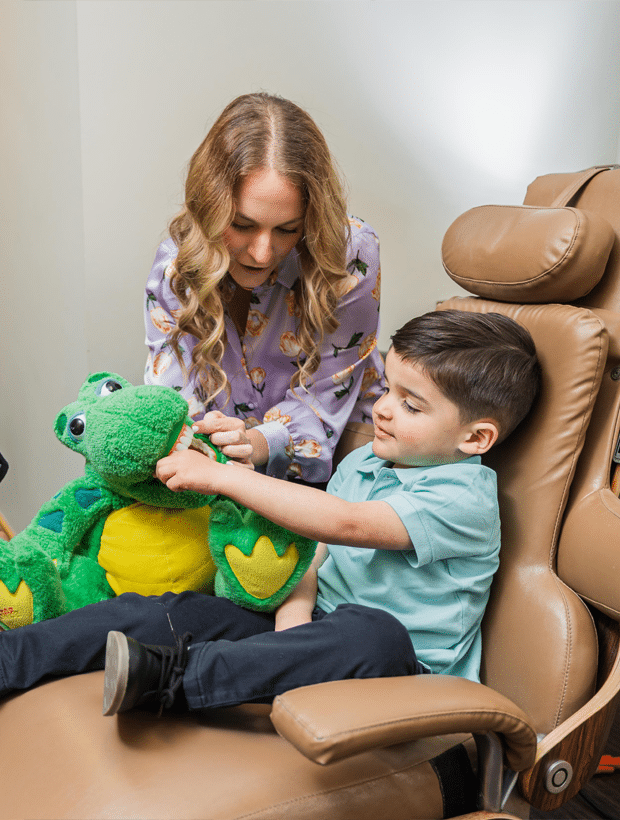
[373,394,392,419]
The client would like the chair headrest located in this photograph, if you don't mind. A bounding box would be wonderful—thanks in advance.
[442,204,615,303]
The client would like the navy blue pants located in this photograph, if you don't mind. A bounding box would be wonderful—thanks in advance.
[0,592,426,709]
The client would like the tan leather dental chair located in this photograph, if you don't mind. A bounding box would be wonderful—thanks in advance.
[2,166,620,820]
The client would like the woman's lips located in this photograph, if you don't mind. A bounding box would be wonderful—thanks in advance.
[239,263,270,274]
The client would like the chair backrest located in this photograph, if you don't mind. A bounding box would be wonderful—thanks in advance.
[440,166,620,735]
[438,296,605,733]
[523,167,620,626]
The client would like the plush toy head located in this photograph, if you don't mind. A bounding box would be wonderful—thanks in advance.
[0,371,316,628]
[53,372,226,508]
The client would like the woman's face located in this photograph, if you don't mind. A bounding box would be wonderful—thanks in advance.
[223,168,305,290]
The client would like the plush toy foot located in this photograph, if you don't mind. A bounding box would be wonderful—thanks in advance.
[102,630,191,716]
[0,544,68,626]
[208,500,317,612]
[0,578,35,629]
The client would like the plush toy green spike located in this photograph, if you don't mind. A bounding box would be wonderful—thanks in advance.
[0,372,316,629]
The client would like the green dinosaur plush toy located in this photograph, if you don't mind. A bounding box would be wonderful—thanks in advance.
[0,372,316,629]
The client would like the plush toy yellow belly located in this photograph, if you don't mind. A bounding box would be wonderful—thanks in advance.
[98,504,217,596]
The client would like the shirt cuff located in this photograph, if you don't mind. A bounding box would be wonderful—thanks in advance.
[254,421,293,480]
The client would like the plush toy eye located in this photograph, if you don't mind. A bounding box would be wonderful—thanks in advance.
[97,379,123,397]
[68,413,86,442]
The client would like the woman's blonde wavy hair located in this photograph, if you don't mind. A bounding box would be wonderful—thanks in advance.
[167,92,351,406]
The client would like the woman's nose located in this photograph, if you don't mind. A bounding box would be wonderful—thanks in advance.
[248,232,273,265]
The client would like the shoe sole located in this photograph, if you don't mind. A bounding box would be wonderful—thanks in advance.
[102,631,130,716]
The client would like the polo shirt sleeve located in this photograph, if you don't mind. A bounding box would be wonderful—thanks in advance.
[381,465,500,568]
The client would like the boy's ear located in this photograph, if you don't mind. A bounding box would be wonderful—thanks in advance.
[458,421,499,456]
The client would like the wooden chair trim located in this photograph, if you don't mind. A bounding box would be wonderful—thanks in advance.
[518,615,620,811]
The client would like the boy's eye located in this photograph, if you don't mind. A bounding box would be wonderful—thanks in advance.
[403,402,419,414]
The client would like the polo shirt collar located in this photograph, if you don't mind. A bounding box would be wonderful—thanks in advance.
[356,452,482,477]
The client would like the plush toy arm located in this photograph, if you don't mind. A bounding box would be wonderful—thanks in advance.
[0,478,116,627]
[29,477,116,564]
[209,499,317,612]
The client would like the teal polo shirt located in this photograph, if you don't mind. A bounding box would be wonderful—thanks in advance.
[316,443,500,682]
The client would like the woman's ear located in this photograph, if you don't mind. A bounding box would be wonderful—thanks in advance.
[458,421,499,456]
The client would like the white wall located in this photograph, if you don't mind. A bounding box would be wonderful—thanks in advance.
[1,1,88,530]
[2,0,620,529]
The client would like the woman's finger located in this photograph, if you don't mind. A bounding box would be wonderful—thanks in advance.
[209,429,248,447]
[219,442,253,459]
[193,411,227,435]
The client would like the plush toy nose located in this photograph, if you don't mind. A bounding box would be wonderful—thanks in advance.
[87,385,190,482]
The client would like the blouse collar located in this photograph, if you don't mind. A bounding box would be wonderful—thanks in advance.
[271,247,302,290]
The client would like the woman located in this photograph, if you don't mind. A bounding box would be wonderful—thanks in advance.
[145,92,384,484]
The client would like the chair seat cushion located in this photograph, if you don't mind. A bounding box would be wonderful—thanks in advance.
[0,672,459,820]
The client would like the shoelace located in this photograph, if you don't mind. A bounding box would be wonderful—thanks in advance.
[156,628,193,715]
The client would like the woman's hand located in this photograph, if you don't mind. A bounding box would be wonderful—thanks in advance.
[193,411,255,468]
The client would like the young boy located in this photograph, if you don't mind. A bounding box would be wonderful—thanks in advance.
[100,309,541,717]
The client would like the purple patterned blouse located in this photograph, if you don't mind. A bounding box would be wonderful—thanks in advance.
[144,217,385,483]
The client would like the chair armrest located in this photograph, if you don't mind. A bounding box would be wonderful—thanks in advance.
[271,674,537,770]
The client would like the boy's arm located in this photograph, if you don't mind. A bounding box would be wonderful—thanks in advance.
[274,543,327,631]
[156,450,413,550]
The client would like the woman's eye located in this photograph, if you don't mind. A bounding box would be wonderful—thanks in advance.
[231,223,299,236]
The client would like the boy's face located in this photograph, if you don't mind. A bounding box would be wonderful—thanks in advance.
[371,349,491,469]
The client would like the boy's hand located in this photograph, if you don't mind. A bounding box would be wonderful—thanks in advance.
[273,543,325,630]
[274,611,313,631]
[156,449,227,494]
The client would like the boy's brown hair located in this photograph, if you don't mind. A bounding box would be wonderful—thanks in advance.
[390,309,541,442]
